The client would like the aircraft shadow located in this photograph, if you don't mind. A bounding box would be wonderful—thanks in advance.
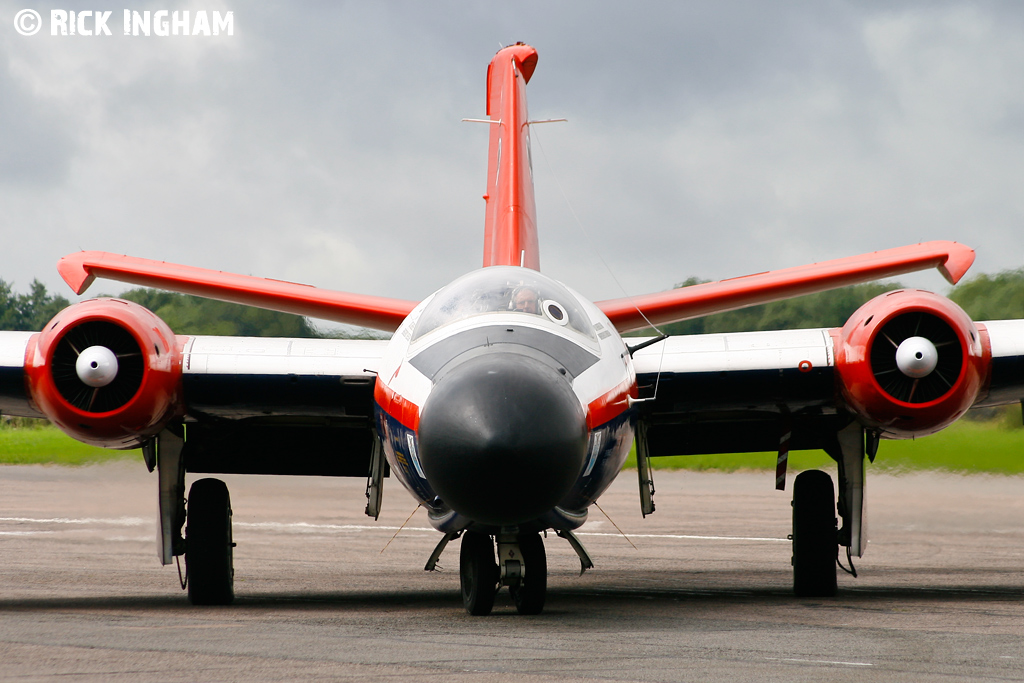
[0,581,1020,614]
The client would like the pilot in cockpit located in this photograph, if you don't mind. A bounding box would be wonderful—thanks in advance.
[511,286,540,315]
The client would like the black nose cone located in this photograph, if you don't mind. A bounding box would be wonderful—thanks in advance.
[417,352,588,526]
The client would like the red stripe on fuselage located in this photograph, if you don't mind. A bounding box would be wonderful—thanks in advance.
[482,43,540,271]
[373,379,420,431]
[586,377,638,430]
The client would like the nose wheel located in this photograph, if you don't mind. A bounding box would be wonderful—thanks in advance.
[508,532,547,615]
[460,531,499,615]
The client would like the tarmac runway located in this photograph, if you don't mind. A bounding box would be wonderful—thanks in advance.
[1,460,1022,682]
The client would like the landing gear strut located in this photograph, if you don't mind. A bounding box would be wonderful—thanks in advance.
[185,478,235,605]
[791,469,837,597]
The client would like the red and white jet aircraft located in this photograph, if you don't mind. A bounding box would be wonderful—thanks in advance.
[2,43,1023,614]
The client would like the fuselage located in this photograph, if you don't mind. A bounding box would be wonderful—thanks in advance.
[373,266,637,534]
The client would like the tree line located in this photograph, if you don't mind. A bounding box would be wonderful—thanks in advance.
[0,280,71,331]
[0,280,319,337]
[3,270,1024,337]
[119,288,318,338]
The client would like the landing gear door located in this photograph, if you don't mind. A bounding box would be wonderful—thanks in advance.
[634,419,655,517]
[156,429,186,565]
[836,422,867,557]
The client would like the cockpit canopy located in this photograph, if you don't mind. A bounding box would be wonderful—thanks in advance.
[412,267,596,342]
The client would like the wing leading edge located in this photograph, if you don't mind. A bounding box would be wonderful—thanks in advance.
[58,251,418,333]
[597,241,975,333]
[57,241,973,338]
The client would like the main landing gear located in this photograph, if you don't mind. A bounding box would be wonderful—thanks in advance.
[185,478,235,605]
[791,469,838,597]
[459,531,548,615]
[153,430,234,606]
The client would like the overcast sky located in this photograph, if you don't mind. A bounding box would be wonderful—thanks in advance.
[3,1,1024,323]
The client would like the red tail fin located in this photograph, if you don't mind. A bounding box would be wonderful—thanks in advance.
[482,43,540,270]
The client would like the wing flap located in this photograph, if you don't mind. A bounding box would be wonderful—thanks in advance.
[183,336,387,420]
[632,328,842,457]
[59,251,418,332]
[180,335,389,477]
[633,328,835,414]
[598,241,975,333]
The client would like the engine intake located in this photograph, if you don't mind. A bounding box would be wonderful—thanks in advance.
[870,312,962,404]
[835,290,984,438]
[26,299,183,448]
[53,321,145,412]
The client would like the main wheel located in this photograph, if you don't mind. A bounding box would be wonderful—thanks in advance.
[460,531,498,616]
[509,532,547,615]
[186,478,234,605]
[792,469,838,597]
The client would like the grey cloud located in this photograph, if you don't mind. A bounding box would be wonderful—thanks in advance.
[0,62,75,184]
[1,1,1023,311]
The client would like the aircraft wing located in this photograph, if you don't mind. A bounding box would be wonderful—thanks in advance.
[1,328,390,477]
[0,331,45,419]
[631,314,1024,460]
[597,241,975,333]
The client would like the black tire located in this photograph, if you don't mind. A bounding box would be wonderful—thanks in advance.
[792,469,838,598]
[460,531,498,616]
[509,532,547,615]
[186,478,234,606]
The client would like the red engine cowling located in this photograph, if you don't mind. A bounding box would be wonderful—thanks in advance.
[25,299,183,448]
[834,289,985,438]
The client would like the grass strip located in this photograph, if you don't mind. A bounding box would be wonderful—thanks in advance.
[0,424,140,466]
[2,416,1021,474]
[631,417,1024,475]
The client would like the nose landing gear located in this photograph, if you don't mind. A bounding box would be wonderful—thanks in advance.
[460,531,499,615]
[507,532,546,615]
[458,530,548,615]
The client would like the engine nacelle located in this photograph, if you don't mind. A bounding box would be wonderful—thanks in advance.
[834,290,985,438]
[25,299,183,448]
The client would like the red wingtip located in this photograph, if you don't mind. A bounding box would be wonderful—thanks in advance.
[57,251,98,295]
[939,242,975,285]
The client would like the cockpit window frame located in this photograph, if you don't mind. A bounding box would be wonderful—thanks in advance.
[411,267,598,344]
